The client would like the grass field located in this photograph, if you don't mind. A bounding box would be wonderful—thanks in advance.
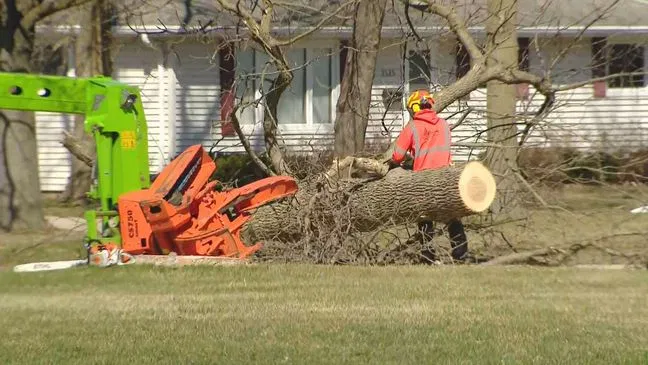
[0,264,647,364]
[0,185,647,364]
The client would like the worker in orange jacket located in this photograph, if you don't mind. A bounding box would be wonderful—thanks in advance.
[391,89,469,263]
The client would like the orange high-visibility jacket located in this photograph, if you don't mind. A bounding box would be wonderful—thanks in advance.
[392,109,452,171]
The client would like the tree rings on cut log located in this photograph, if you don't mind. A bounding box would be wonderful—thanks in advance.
[458,161,497,213]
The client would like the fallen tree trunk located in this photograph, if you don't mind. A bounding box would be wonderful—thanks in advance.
[61,132,497,248]
[242,161,496,244]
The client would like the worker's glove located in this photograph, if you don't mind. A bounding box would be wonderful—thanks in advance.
[387,160,400,170]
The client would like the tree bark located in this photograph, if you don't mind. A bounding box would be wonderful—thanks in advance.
[0,0,93,231]
[241,161,496,244]
[0,1,45,231]
[262,49,293,175]
[334,0,388,158]
[0,110,46,230]
[483,0,520,214]
[59,0,112,204]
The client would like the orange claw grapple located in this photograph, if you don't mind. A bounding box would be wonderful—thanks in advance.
[115,144,297,259]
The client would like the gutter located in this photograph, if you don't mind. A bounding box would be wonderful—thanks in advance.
[36,24,648,39]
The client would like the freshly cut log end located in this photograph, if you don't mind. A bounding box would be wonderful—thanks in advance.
[458,161,497,213]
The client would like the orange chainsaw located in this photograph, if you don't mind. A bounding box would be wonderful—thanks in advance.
[90,144,297,261]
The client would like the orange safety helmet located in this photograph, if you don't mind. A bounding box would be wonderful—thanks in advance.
[406,89,434,113]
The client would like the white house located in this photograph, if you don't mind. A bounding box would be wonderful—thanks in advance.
[34,0,648,192]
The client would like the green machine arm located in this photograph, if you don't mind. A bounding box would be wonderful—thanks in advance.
[0,72,151,246]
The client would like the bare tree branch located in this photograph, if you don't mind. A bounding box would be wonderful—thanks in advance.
[22,0,93,29]
[547,0,622,72]
[450,107,474,131]
[61,130,93,167]
[274,2,355,46]
[229,103,276,177]
[402,0,483,61]
[260,0,274,35]
[553,71,648,92]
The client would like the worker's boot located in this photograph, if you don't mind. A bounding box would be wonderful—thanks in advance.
[447,219,469,262]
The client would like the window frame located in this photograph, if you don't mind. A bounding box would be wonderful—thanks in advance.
[607,43,645,89]
[591,37,646,90]
[233,43,340,134]
[456,41,471,81]
[407,48,432,91]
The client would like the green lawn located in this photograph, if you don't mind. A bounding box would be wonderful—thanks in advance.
[1,264,647,364]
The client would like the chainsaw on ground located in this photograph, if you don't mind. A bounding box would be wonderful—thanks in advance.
[0,72,298,266]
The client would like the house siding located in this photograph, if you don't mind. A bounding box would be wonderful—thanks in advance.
[35,35,648,192]
[35,111,74,192]
[172,42,222,155]
[34,46,76,192]
[111,40,170,172]
[364,37,648,162]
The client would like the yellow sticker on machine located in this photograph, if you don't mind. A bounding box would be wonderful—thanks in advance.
[121,131,137,149]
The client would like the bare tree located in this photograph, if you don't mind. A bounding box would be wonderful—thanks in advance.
[213,0,355,174]
[334,0,388,158]
[0,0,91,231]
[482,0,520,214]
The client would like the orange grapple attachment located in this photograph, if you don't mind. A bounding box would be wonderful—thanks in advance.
[116,144,298,259]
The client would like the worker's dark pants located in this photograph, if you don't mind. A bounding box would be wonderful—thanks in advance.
[418,218,468,261]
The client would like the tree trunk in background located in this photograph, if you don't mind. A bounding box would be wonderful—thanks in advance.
[263,63,293,176]
[333,0,387,158]
[59,0,113,204]
[1,0,93,231]
[483,0,520,215]
[0,2,45,230]
[0,110,45,230]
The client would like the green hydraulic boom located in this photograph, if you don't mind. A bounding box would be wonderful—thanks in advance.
[0,71,151,247]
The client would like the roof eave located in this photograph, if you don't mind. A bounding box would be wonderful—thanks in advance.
[35,24,648,39]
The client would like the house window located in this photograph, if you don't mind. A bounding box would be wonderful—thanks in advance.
[518,37,530,71]
[591,38,645,88]
[517,37,530,100]
[408,49,430,91]
[591,37,607,78]
[233,47,336,128]
[311,48,333,124]
[608,44,644,88]
[270,49,307,125]
[234,48,257,125]
[456,42,470,80]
